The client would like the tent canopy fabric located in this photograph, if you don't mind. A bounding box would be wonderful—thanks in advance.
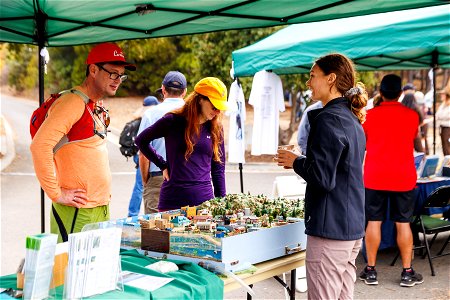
[0,0,447,47]
[232,5,450,77]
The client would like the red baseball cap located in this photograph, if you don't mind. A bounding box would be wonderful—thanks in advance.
[85,43,136,71]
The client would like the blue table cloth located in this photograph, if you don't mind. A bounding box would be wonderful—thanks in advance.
[379,177,450,250]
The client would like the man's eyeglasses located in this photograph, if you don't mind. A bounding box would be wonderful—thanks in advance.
[97,64,128,82]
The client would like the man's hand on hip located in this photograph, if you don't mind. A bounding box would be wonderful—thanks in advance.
[56,188,88,208]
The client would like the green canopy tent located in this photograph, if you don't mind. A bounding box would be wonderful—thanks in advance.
[0,0,447,232]
[232,5,450,76]
[1,0,446,46]
[232,5,450,152]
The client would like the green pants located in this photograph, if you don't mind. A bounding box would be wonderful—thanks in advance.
[50,203,110,243]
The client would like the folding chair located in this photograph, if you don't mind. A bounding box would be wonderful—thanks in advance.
[391,185,450,276]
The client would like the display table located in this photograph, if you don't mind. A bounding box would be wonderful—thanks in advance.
[0,249,223,299]
[0,250,305,300]
[223,251,306,300]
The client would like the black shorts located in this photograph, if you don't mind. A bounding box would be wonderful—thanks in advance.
[365,188,416,223]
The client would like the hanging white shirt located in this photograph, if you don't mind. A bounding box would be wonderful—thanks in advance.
[249,70,285,155]
[226,80,246,163]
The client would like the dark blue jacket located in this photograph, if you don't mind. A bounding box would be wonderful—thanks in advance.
[293,97,365,241]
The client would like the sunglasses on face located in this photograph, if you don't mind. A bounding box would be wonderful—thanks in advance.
[202,96,219,112]
[97,64,128,82]
[210,102,219,112]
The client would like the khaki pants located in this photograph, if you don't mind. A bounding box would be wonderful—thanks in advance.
[306,235,362,300]
[143,174,164,214]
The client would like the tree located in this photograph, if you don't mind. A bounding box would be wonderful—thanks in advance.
[6,44,38,92]
[191,27,283,92]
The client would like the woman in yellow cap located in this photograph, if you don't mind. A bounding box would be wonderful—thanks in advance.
[135,77,229,211]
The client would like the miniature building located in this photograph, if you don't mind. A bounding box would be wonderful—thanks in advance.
[139,219,156,229]
[149,213,162,220]
[244,216,259,224]
[162,213,180,221]
[181,206,197,218]
[215,231,225,238]
[196,221,216,231]
[170,216,190,227]
[198,209,211,216]
[155,219,171,230]
[193,215,212,223]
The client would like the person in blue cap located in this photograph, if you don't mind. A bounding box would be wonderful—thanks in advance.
[127,95,159,217]
[137,71,187,214]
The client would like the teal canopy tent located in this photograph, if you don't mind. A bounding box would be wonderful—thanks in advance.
[232,5,450,77]
[1,0,446,46]
[1,0,447,233]
[232,5,450,154]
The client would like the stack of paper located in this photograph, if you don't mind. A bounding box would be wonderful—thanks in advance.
[23,233,58,300]
[64,227,122,299]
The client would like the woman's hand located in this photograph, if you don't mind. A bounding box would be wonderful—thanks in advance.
[275,149,300,169]
[162,168,170,181]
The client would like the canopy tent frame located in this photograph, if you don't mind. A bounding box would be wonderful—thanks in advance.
[1,0,447,233]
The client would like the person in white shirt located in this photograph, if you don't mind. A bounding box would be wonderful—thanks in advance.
[297,100,323,155]
[436,82,450,156]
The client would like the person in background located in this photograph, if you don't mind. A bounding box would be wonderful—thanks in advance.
[136,77,228,211]
[276,53,367,300]
[401,93,425,153]
[137,71,187,214]
[415,91,430,154]
[133,96,160,119]
[399,83,415,102]
[436,82,450,156]
[361,74,423,288]
[403,83,416,95]
[296,99,322,155]
[30,43,136,242]
[154,88,164,103]
[127,96,159,217]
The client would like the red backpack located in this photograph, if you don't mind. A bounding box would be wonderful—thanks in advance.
[30,89,92,140]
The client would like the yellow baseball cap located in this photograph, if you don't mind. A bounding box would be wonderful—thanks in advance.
[194,77,229,111]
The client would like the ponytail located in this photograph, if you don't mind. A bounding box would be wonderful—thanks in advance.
[344,82,368,124]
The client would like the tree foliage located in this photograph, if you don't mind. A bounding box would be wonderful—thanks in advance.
[3,30,400,100]
[6,44,38,92]
[5,27,280,96]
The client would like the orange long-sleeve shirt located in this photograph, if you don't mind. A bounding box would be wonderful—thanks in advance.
[30,87,111,207]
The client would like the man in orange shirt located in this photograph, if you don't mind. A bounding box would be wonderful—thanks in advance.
[30,43,136,242]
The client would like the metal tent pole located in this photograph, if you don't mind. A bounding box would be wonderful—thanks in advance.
[38,46,45,233]
[239,163,244,193]
[36,5,47,233]
[431,50,438,155]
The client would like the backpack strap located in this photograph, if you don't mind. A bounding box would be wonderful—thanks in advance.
[53,89,92,153]
[69,89,90,105]
[52,204,79,242]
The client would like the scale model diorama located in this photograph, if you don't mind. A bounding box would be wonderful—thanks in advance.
[94,194,306,271]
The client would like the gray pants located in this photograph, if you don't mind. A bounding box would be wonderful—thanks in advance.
[306,235,362,300]
[143,174,164,214]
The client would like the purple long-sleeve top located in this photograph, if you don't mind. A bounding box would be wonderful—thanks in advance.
[135,113,226,210]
